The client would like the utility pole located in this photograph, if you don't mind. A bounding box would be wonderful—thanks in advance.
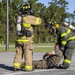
[68,16,71,25]
[6,0,9,50]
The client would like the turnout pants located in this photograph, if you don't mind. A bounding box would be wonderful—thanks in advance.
[63,40,75,67]
[13,42,34,71]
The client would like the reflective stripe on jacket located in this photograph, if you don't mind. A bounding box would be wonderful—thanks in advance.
[16,36,29,43]
[56,26,75,47]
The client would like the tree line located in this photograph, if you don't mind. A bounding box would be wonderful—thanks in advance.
[0,0,75,44]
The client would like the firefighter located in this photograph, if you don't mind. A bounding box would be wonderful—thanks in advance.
[52,23,75,69]
[13,2,42,71]
[21,44,63,69]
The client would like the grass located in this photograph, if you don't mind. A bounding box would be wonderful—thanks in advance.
[0,43,54,52]
[34,47,54,52]
[0,46,54,52]
[1,43,75,52]
[0,47,16,52]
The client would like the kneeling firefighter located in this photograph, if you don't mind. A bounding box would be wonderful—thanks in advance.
[52,23,75,69]
[13,2,42,71]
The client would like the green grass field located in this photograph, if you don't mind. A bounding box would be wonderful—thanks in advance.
[0,43,54,52]
[1,43,75,52]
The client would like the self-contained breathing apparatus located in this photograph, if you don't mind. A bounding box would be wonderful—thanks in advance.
[16,2,33,37]
[16,15,32,37]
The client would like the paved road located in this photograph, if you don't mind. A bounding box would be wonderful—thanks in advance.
[0,52,75,75]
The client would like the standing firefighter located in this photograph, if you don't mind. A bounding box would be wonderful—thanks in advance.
[13,2,42,71]
[52,23,75,69]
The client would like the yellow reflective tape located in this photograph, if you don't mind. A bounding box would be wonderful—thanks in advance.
[16,40,29,43]
[23,23,31,28]
[26,6,28,9]
[61,29,71,37]
[28,5,30,8]
[61,41,67,45]
[23,7,25,10]
[23,17,31,28]
[25,66,32,70]
[13,63,21,67]
[21,36,26,38]
[68,36,75,40]
[36,18,39,25]
[64,59,71,64]
[23,5,30,10]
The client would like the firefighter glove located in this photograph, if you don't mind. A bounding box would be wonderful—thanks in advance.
[23,29,32,37]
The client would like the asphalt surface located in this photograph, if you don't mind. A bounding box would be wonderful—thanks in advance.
[0,52,75,75]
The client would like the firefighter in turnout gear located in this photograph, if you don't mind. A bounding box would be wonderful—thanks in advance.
[53,23,75,69]
[13,2,42,71]
[21,44,63,69]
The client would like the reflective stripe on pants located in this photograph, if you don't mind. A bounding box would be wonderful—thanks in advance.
[24,43,33,70]
[25,66,32,70]
[64,59,71,64]
[13,63,21,67]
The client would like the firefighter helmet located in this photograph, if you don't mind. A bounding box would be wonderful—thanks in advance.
[55,23,60,28]
[19,2,33,15]
[22,2,31,10]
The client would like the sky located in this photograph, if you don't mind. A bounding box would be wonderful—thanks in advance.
[24,0,75,13]
[0,0,74,13]
[37,0,75,13]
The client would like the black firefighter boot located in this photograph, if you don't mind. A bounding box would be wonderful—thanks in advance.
[13,67,20,71]
[56,63,70,69]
